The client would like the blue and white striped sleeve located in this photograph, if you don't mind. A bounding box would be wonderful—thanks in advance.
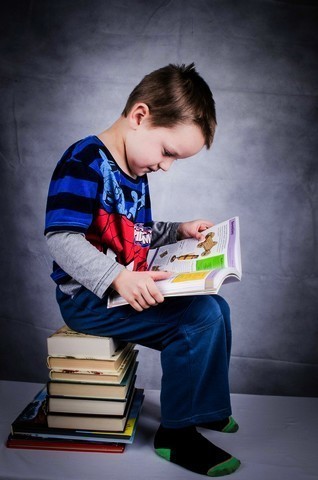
[44,158,101,235]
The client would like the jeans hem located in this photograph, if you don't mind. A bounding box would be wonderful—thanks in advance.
[161,406,232,428]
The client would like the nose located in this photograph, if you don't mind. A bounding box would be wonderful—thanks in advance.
[159,158,174,172]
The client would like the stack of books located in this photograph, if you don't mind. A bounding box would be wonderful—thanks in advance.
[7,326,144,453]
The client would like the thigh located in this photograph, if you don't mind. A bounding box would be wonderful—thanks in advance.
[56,287,225,349]
[56,287,186,350]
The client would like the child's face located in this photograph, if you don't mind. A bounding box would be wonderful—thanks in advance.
[125,120,205,178]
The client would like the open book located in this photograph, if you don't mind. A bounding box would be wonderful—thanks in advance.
[108,217,242,308]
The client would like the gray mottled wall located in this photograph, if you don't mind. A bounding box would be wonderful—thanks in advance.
[1,0,317,396]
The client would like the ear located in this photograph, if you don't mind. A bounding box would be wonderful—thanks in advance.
[128,103,150,129]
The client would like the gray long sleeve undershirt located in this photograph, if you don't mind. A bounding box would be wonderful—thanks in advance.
[46,221,180,299]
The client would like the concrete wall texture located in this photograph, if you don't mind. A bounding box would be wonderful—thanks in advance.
[1,0,317,396]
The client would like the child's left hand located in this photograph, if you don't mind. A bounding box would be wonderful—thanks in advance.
[177,219,214,241]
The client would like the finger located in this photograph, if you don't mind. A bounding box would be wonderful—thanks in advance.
[130,294,152,311]
[146,282,165,304]
[139,286,158,307]
[135,293,151,310]
[197,232,207,241]
[129,299,143,312]
[195,230,203,239]
[198,221,213,231]
[147,270,172,281]
[127,292,148,311]
[133,279,163,307]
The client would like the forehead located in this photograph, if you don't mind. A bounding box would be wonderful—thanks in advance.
[150,122,205,158]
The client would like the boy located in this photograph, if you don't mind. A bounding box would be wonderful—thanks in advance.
[45,63,241,476]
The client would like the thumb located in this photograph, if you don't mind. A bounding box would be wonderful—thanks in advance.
[197,232,206,241]
[147,270,172,281]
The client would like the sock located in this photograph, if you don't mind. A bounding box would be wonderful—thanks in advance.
[198,416,239,433]
[154,424,241,477]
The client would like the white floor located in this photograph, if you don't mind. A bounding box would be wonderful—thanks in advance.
[0,381,317,480]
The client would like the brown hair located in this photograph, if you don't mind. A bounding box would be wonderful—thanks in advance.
[122,63,217,149]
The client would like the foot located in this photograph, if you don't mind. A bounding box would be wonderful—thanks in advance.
[198,416,239,433]
[154,424,241,477]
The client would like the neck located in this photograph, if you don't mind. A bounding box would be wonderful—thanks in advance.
[97,117,134,177]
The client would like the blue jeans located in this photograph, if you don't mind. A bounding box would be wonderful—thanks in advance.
[56,287,232,428]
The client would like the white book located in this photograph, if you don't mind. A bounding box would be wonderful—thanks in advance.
[47,325,124,359]
[108,217,242,308]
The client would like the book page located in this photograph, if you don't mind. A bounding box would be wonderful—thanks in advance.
[107,217,241,308]
[148,218,239,274]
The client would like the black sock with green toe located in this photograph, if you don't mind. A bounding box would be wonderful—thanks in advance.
[198,416,239,433]
[154,424,241,477]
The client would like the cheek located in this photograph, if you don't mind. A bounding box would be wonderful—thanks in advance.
[132,143,151,164]
[125,135,139,162]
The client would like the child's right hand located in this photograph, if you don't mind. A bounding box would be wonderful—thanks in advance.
[111,269,172,312]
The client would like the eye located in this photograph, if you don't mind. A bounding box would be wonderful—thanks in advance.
[163,149,174,157]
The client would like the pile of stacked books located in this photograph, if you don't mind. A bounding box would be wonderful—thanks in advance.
[7,325,144,453]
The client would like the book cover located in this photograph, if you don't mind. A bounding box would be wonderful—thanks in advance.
[47,325,125,359]
[11,387,144,444]
[6,434,125,453]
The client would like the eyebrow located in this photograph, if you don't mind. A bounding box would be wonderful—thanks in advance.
[165,146,179,157]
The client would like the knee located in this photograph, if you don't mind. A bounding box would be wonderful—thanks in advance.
[212,295,231,336]
[213,295,230,320]
[183,295,224,329]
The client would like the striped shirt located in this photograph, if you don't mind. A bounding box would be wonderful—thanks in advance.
[45,136,153,285]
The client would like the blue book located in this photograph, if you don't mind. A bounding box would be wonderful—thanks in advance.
[11,386,144,444]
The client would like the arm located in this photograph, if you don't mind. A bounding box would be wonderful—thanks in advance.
[177,219,214,241]
[151,221,181,247]
[46,231,125,299]
[111,268,172,312]
[151,219,214,246]
[110,216,211,308]
[46,231,171,311]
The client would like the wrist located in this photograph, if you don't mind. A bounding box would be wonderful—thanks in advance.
[111,268,128,290]
[176,223,184,240]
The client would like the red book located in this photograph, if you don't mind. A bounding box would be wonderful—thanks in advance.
[6,434,125,453]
